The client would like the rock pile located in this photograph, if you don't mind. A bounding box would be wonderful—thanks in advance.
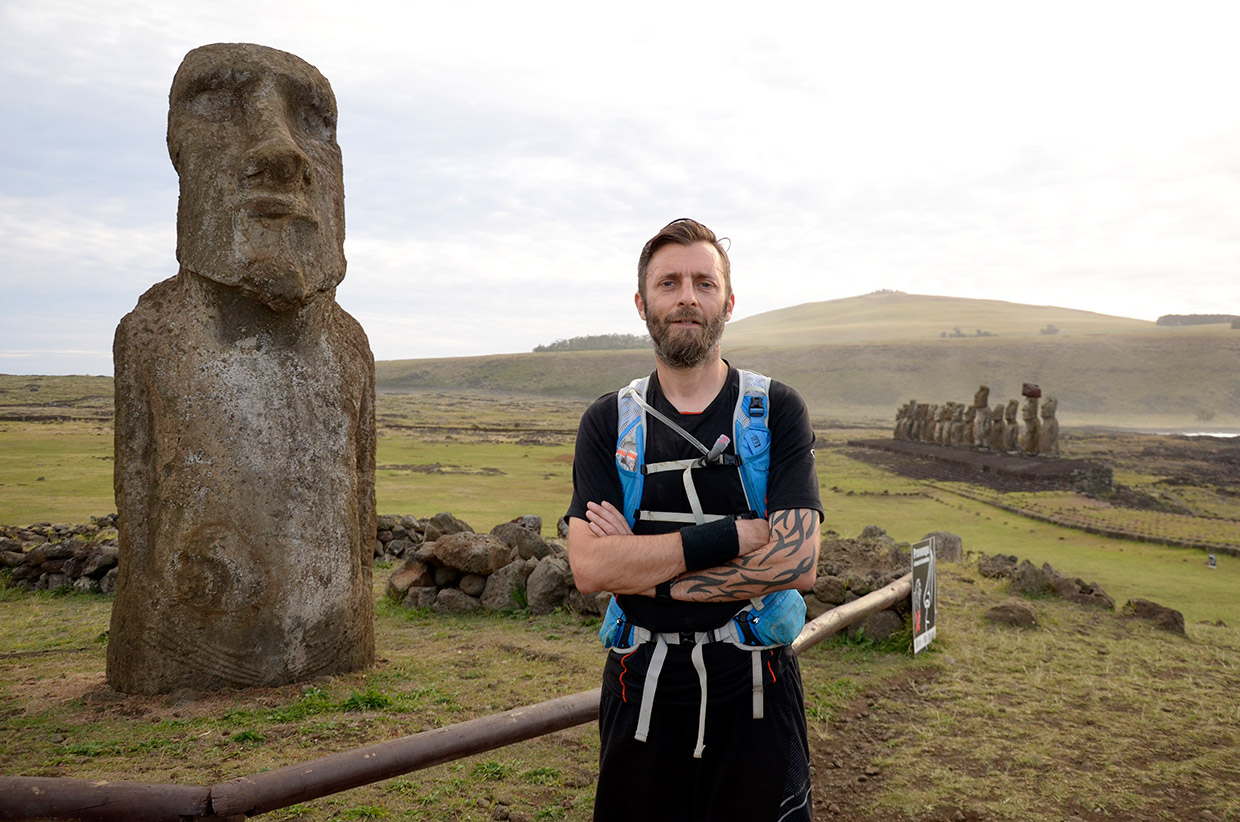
[0,515,120,593]
[805,526,963,642]
[383,514,611,617]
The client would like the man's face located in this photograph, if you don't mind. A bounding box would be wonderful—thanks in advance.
[168,44,346,311]
[635,242,734,370]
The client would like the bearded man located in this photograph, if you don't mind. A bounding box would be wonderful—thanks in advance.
[566,218,823,821]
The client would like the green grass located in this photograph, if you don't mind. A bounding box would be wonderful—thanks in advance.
[0,421,114,524]
[816,448,1240,626]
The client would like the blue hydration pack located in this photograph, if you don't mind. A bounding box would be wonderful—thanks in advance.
[598,370,808,757]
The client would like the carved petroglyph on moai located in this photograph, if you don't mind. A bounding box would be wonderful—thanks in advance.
[1039,397,1060,456]
[108,43,376,694]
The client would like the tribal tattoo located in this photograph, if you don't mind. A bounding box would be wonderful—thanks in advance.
[673,508,819,602]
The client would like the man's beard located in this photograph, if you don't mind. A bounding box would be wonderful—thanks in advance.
[647,306,728,370]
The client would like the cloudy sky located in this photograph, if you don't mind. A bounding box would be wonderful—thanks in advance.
[3,1,1239,376]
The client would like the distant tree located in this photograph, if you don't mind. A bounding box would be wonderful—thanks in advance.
[533,333,650,353]
[1039,323,1060,336]
[1156,314,1240,327]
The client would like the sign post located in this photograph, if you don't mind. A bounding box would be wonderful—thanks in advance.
[912,537,937,653]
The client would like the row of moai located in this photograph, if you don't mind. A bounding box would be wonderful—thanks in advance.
[893,384,1059,456]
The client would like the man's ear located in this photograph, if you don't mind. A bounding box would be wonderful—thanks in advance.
[635,291,646,321]
[724,292,735,322]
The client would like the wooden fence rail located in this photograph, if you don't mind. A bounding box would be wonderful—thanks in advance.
[0,573,911,821]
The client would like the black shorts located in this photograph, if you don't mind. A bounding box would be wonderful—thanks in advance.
[593,645,812,822]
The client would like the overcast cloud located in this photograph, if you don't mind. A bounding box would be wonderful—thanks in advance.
[3,0,1239,375]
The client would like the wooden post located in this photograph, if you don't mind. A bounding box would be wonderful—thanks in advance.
[792,573,913,654]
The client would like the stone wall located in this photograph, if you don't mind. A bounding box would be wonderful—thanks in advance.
[0,515,120,594]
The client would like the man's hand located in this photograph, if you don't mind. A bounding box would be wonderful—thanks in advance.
[584,500,632,538]
[588,500,769,555]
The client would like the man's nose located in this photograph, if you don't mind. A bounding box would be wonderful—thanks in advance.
[675,280,698,306]
[242,87,311,189]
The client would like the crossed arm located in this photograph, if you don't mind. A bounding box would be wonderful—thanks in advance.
[567,502,819,603]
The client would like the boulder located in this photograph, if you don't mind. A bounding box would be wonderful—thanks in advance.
[481,560,531,611]
[978,553,1019,579]
[460,573,487,598]
[428,512,473,537]
[491,521,553,560]
[1046,565,1115,610]
[80,544,119,577]
[921,531,963,563]
[386,560,436,602]
[1123,599,1185,635]
[433,588,483,615]
[426,533,512,576]
[985,599,1038,628]
[401,586,439,611]
[811,576,848,606]
[527,556,573,615]
[1009,560,1055,598]
[847,608,904,642]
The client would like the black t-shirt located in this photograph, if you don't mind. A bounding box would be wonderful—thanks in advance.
[566,365,823,635]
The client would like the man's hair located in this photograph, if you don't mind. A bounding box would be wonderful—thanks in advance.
[636,218,731,300]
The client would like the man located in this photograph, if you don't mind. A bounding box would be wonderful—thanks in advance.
[566,218,823,821]
[108,43,375,694]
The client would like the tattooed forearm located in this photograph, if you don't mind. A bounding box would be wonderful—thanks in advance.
[672,508,820,602]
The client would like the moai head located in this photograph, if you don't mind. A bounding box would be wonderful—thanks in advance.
[1005,399,1019,423]
[168,43,346,311]
[965,405,976,422]
[992,402,1005,421]
[974,385,990,408]
[1042,397,1058,419]
[1022,395,1039,421]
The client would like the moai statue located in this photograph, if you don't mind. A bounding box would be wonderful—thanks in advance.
[971,385,991,448]
[1039,397,1060,456]
[933,404,948,444]
[1003,400,1020,452]
[963,404,977,447]
[989,402,1007,451]
[1021,396,1040,454]
[894,401,910,440]
[1020,384,1041,455]
[949,403,965,446]
[108,44,376,694]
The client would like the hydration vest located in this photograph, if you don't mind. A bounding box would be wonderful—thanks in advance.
[602,369,807,758]
[616,369,772,526]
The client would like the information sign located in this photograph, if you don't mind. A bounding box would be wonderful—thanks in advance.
[912,537,937,653]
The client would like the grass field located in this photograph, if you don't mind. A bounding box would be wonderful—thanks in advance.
[3,386,1240,820]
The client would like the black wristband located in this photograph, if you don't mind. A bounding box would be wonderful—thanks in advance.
[655,579,673,600]
[680,517,740,572]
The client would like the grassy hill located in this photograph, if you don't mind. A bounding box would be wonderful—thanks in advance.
[376,294,1240,428]
[724,290,1156,346]
[7,293,1238,429]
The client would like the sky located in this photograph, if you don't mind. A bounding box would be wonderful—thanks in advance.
[3,1,1239,376]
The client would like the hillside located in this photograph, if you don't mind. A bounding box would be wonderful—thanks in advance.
[7,294,1237,429]
[375,294,1238,428]
[724,291,1154,346]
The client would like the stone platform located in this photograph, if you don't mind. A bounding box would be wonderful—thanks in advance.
[844,438,1113,495]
